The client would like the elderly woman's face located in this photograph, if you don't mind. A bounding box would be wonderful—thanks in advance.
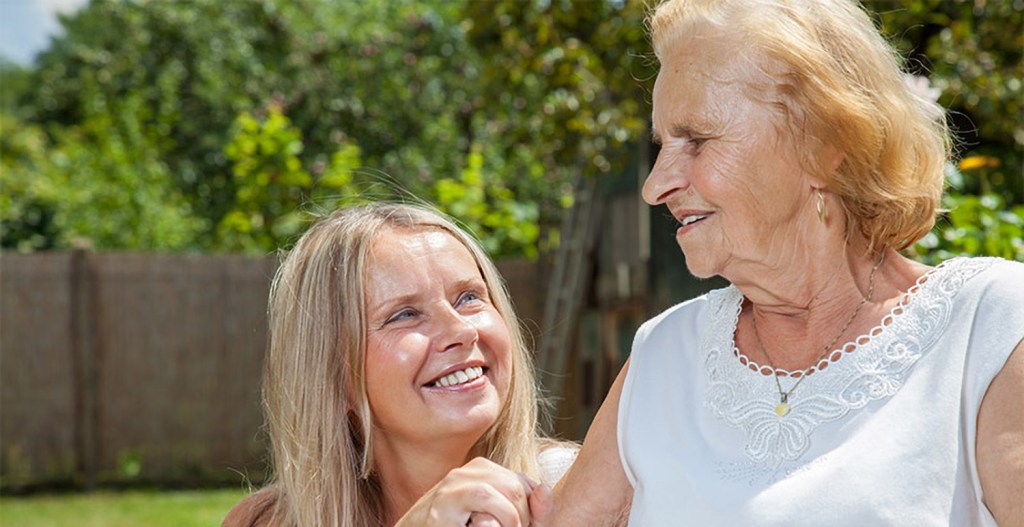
[362,228,512,454]
[643,34,817,279]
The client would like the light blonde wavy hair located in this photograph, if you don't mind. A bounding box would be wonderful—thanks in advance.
[263,202,542,526]
[649,0,951,250]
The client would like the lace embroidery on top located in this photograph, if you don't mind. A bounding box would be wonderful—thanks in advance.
[703,257,994,472]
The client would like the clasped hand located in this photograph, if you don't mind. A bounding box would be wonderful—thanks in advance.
[395,457,553,527]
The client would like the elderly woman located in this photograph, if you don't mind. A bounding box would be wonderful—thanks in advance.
[555,0,1023,525]
[223,203,574,526]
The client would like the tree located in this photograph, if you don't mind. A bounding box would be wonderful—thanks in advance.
[866,0,1022,202]
[463,0,654,241]
[4,0,1020,261]
[0,109,202,252]
[11,0,550,256]
[215,103,362,253]
[863,1,1024,262]
[24,0,298,238]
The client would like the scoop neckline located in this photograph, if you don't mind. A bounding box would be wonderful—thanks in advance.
[729,258,956,378]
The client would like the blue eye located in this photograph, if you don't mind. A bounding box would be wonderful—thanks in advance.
[383,308,417,325]
[456,291,482,307]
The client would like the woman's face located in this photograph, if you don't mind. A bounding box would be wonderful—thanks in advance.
[362,228,512,455]
[643,33,821,280]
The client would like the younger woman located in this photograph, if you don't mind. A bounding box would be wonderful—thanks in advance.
[224,203,575,526]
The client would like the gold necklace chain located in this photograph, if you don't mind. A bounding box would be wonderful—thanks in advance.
[751,251,885,417]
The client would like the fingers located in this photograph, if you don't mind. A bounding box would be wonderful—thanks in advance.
[461,458,533,526]
[467,511,501,527]
[462,479,526,527]
[527,483,555,527]
[398,457,547,527]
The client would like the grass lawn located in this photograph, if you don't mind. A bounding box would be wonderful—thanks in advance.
[0,488,250,527]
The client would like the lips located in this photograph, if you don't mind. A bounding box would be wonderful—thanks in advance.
[426,363,488,388]
[673,209,714,229]
[680,214,709,226]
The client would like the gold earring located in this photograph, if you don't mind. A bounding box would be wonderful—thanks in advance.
[816,189,826,224]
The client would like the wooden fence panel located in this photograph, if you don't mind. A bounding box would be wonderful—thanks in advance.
[0,252,278,488]
[0,252,78,487]
[90,253,274,484]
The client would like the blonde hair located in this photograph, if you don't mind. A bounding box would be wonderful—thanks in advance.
[263,202,541,526]
[649,0,950,250]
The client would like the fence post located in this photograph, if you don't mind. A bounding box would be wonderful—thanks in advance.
[71,248,98,490]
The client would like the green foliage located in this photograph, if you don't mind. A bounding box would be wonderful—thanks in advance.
[863,1,1024,263]
[912,192,1024,264]
[2,0,1020,261]
[0,60,33,117]
[433,144,540,259]
[9,0,553,256]
[463,0,654,231]
[1,109,202,252]
[866,0,1023,205]
[116,450,143,479]
[215,104,362,254]
[25,0,297,231]
[909,164,1024,264]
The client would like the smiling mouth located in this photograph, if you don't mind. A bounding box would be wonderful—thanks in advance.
[429,366,486,388]
[679,214,710,227]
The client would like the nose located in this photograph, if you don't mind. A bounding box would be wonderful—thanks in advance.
[435,304,479,353]
[642,149,688,206]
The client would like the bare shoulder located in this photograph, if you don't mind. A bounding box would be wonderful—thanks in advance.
[977,338,1024,526]
[222,486,281,527]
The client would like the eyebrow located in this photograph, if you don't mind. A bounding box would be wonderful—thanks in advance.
[368,277,488,315]
[452,277,488,297]
[651,124,702,145]
[367,292,419,320]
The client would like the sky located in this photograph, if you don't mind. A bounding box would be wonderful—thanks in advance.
[0,0,89,66]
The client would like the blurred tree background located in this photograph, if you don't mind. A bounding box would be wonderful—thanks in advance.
[1,0,1021,262]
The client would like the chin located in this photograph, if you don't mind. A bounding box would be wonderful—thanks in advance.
[443,419,498,446]
[687,268,718,280]
[681,252,719,280]
[438,403,501,436]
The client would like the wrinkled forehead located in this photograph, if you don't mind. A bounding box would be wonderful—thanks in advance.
[653,29,790,124]
[657,26,782,88]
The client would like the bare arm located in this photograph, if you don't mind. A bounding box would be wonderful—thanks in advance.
[552,359,633,526]
[977,338,1024,526]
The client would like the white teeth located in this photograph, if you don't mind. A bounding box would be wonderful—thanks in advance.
[434,366,484,388]
[681,214,708,226]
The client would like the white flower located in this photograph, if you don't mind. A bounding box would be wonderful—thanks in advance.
[903,74,943,118]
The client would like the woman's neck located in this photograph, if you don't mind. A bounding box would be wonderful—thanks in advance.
[733,244,926,371]
[731,233,868,310]
[375,436,478,525]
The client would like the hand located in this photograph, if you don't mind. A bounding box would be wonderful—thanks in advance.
[394,457,554,527]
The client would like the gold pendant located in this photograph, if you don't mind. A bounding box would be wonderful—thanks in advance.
[774,402,791,416]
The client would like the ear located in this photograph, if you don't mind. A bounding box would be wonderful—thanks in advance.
[821,143,846,175]
[806,143,845,190]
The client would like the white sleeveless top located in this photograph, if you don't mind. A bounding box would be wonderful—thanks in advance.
[539,443,579,486]
[618,257,1024,526]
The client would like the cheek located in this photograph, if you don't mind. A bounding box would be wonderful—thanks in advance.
[706,142,785,210]
[703,138,748,174]
[473,311,513,390]
[364,334,427,394]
